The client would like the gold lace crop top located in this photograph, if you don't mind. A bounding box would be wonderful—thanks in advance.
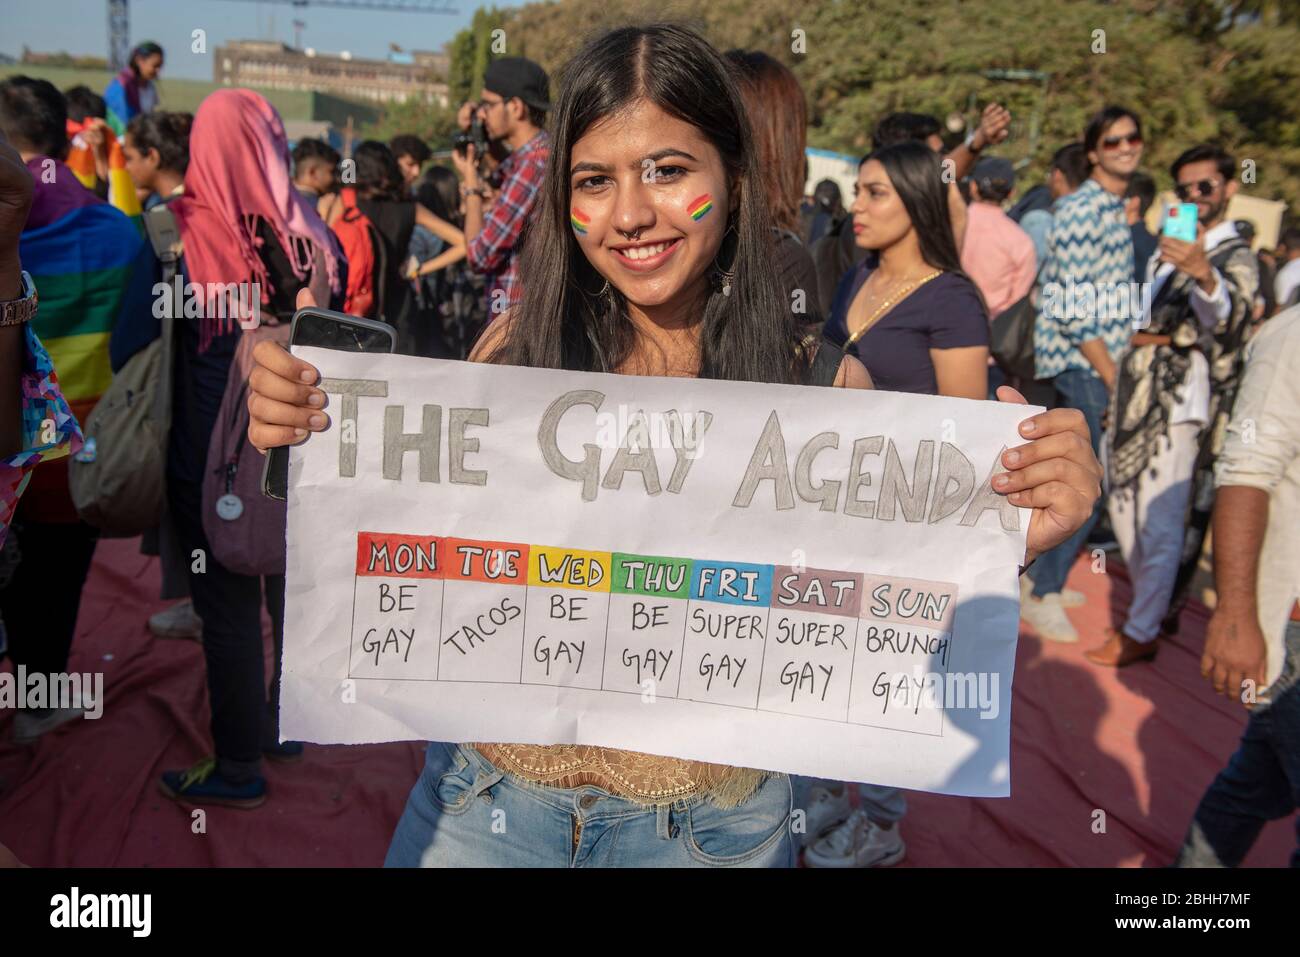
[473,743,769,808]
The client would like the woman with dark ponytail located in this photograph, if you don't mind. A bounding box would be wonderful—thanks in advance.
[244,24,1099,867]
[823,141,991,399]
[802,140,992,868]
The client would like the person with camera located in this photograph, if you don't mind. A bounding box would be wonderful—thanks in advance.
[451,57,550,320]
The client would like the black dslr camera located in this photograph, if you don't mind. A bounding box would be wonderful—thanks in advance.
[453,115,490,165]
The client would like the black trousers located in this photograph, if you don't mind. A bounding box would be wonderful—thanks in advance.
[169,479,284,782]
[0,516,99,707]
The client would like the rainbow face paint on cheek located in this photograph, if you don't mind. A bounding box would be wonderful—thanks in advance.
[570,207,591,234]
[687,194,714,221]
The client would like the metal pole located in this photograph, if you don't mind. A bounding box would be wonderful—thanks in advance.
[108,0,130,72]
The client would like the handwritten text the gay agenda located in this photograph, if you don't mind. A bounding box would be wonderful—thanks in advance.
[316,380,1019,531]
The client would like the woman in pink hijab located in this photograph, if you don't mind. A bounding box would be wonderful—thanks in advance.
[171,88,342,349]
[140,88,342,808]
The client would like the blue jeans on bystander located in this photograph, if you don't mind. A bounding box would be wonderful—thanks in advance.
[1031,367,1109,598]
[1176,621,1300,867]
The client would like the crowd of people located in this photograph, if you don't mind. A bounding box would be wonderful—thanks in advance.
[0,22,1296,869]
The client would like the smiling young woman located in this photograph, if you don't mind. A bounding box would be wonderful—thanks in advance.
[484,28,827,386]
[244,23,1101,867]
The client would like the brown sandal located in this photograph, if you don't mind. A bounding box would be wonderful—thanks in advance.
[1084,627,1159,667]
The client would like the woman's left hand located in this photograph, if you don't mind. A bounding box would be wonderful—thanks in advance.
[993,385,1102,566]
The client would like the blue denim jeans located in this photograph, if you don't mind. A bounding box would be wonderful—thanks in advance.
[1031,367,1109,597]
[1176,621,1300,867]
[385,743,796,867]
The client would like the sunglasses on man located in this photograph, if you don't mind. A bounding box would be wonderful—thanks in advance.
[1100,132,1143,150]
[1174,178,1223,201]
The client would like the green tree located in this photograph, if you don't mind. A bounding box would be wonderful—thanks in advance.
[439,0,1300,211]
[363,97,458,152]
[448,6,513,108]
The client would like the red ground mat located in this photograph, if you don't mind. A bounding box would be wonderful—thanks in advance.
[0,538,1292,866]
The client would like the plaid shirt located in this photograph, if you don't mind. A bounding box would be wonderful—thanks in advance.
[470,130,550,316]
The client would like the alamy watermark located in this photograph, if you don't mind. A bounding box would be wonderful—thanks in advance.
[50,887,150,937]
[871,665,1001,720]
[152,277,262,328]
[592,406,713,454]
[1041,280,1153,330]
[0,666,103,719]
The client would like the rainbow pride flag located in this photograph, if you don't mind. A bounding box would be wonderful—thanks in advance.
[687,194,713,221]
[17,203,149,520]
[20,203,146,409]
[65,122,143,226]
[105,137,143,223]
[570,208,590,234]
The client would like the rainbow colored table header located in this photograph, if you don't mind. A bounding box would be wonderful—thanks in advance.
[355,532,957,629]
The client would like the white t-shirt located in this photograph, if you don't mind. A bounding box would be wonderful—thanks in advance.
[1276,257,1300,310]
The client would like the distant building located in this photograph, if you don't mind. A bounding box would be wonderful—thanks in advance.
[20,47,108,69]
[215,40,448,106]
[284,120,341,152]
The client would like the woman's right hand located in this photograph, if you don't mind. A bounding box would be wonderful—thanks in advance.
[247,289,330,452]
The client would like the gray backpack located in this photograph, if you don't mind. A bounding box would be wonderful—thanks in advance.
[68,203,179,536]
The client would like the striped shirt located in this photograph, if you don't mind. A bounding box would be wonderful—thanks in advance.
[1033,178,1134,379]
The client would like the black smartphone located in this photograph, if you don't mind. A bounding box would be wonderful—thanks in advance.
[261,308,397,501]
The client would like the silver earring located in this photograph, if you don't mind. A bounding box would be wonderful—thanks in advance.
[712,224,738,297]
[583,273,610,298]
[714,265,735,297]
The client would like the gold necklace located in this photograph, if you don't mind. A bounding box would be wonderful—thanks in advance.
[845,269,943,348]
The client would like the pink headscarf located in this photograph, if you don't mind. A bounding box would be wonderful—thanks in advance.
[170,88,341,348]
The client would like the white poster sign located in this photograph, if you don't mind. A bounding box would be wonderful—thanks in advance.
[282,347,1038,796]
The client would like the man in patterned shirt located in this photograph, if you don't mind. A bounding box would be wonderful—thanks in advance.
[1022,106,1141,643]
[452,57,551,319]
[1092,145,1260,667]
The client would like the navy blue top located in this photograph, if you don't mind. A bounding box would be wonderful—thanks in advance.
[1131,223,1158,284]
[822,259,989,395]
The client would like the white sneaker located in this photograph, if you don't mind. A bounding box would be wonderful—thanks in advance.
[1057,588,1085,608]
[149,599,203,640]
[1020,575,1085,609]
[804,808,906,868]
[800,783,851,845]
[1020,592,1079,643]
[13,707,85,745]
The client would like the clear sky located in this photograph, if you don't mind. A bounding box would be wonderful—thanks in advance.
[7,0,529,79]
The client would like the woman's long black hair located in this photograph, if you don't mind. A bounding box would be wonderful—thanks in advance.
[126,110,192,175]
[414,165,461,228]
[493,23,800,383]
[130,42,163,76]
[861,141,986,316]
[352,140,405,201]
